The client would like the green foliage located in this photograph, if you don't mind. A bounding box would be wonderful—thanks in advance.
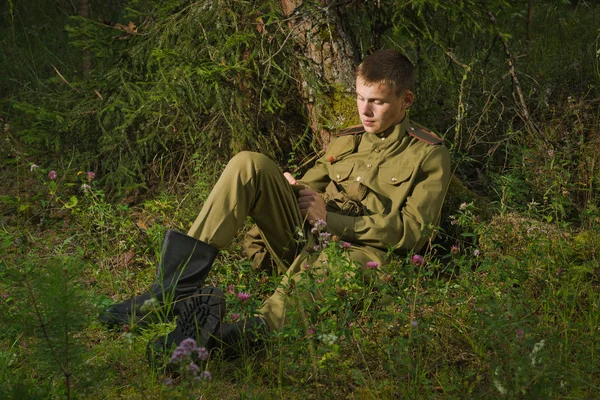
[343,0,600,209]
[3,0,600,203]
[1,153,600,397]
[3,0,309,194]
[0,253,97,398]
[1,0,600,397]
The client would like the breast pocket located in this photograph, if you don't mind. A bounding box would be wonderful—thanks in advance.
[377,166,414,208]
[330,163,354,183]
[378,166,413,186]
[325,136,356,160]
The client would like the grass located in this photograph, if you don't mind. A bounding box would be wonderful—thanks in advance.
[1,2,599,398]
[0,148,599,399]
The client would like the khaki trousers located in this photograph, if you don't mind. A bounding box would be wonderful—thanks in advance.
[187,151,386,330]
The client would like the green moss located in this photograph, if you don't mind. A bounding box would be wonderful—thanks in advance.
[572,230,600,261]
[320,86,361,131]
[443,175,491,219]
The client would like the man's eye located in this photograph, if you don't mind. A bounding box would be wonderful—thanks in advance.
[373,100,383,105]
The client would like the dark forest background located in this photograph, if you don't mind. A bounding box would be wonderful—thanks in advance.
[1,1,599,398]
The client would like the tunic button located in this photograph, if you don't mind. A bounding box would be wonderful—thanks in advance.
[366,164,372,168]
[356,176,362,182]
[375,149,380,153]
[391,177,397,182]
[336,174,340,179]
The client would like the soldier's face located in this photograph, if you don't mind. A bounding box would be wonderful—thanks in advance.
[356,78,414,134]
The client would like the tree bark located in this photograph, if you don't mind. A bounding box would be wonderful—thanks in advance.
[279,0,360,146]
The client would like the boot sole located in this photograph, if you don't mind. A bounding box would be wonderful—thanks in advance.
[146,286,225,368]
[174,286,226,347]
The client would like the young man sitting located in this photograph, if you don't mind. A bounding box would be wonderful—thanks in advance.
[100,49,451,357]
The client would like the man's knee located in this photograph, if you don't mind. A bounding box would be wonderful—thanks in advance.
[227,151,279,174]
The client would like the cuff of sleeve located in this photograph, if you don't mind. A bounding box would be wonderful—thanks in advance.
[326,212,356,242]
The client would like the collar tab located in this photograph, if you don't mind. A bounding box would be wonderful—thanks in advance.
[407,124,444,145]
[334,124,365,137]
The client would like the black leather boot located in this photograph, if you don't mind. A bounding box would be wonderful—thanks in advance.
[147,286,226,368]
[147,287,269,367]
[98,230,218,328]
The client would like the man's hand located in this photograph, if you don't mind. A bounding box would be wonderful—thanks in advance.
[283,172,297,185]
[284,172,326,223]
[298,188,327,224]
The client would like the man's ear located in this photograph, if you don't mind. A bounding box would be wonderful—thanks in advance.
[403,90,415,108]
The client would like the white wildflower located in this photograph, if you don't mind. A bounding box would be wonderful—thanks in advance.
[493,366,507,395]
[530,339,545,366]
[318,333,338,346]
[140,297,159,314]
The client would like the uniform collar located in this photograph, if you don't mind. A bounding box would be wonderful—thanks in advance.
[374,116,410,142]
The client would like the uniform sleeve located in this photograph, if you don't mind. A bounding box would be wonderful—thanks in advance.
[296,155,331,192]
[325,145,451,254]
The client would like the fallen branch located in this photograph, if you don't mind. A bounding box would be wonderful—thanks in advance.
[487,12,550,146]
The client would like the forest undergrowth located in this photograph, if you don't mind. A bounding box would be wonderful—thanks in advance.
[1,0,600,398]
[1,130,599,399]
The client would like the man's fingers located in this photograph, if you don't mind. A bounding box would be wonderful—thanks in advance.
[297,200,312,210]
[298,194,314,214]
[283,172,297,185]
[298,194,316,205]
[297,188,325,223]
[298,189,316,197]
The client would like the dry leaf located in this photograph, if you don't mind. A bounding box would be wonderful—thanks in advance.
[256,16,267,35]
[127,21,137,33]
[136,219,149,231]
[117,249,135,269]
[114,21,137,34]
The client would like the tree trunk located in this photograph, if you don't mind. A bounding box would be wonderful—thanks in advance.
[279,0,360,146]
[526,0,533,53]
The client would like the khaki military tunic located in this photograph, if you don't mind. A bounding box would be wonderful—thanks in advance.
[300,116,450,256]
[188,117,451,330]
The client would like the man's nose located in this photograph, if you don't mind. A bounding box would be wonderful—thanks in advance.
[359,102,372,116]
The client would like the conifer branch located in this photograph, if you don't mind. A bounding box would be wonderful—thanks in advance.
[24,272,72,400]
[62,267,72,400]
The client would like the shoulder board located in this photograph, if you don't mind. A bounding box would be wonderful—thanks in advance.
[407,125,444,145]
[334,124,365,137]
